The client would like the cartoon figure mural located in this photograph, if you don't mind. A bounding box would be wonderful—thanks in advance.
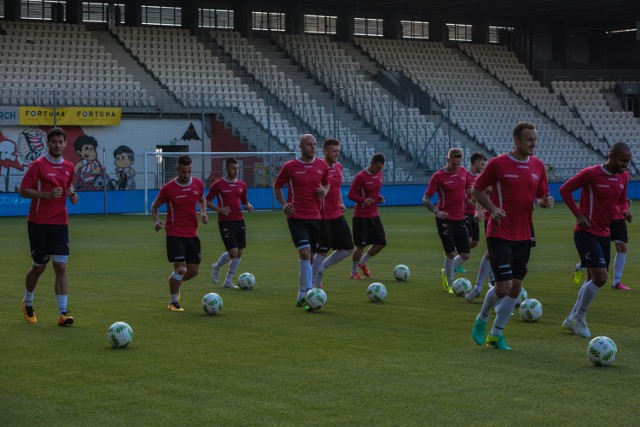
[0,128,47,192]
[17,128,47,165]
[73,135,105,190]
[113,145,136,190]
[0,136,23,192]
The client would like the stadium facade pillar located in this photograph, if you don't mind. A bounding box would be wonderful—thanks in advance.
[234,4,251,38]
[66,0,82,24]
[285,6,303,35]
[125,0,142,27]
[471,21,488,44]
[383,13,402,40]
[429,19,445,42]
[336,9,354,42]
[181,0,198,33]
[4,0,20,21]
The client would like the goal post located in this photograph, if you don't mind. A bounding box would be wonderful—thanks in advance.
[143,151,297,215]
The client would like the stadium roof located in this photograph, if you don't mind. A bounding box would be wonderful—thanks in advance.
[247,0,640,29]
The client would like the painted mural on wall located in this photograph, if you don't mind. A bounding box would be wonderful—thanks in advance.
[0,119,204,192]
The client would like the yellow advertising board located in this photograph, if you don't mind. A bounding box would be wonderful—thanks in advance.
[19,107,122,126]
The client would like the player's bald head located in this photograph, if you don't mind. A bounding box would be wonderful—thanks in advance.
[300,134,316,146]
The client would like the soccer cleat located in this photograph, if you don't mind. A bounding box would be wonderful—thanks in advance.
[562,316,576,334]
[612,282,631,290]
[167,301,184,312]
[22,299,37,324]
[485,334,511,350]
[465,289,481,302]
[296,297,311,311]
[358,263,372,278]
[350,272,365,280]
[57,311,74,326]
[441,269,452,293]
[573,318,591,338]
[455,266,467,273]
[572,265,583,286]
[211,263,220,285]
[472,318,488,345]
[223,281,238,289]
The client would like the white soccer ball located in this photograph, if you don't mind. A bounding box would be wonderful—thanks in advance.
[367,282,387,302]
[519,298,543,321]
[238,272,256,290]
[452,278,473,297]
[587,336,618,366]
[393,264,410,281]
[517,287,528,306]
[305,288,327,311]
[202,292,223,315]
[107,321,133,348]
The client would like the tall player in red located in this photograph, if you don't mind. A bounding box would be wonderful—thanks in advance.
[423,148,472,292]
[471,122,554,350]
[312,138,355,287]
[560,142,632,338]
[274,134,329,308]
[19,128,79,326]
[207,158,254,289]
[348,153,387,280]
[151,155,208,312]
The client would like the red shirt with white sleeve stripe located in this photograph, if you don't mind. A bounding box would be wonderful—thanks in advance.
[155,177,204,238]
[274,157,330,220]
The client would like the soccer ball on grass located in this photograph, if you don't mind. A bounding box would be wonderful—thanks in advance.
[452,278,473,297]
[305,288,327,311]
[587,336,617,366]
[202,292,224,315]
[367,282,387,302]
[519,298,543,321]
[393,264,410,281]
[107,321,133,348]
[238,272,256,290]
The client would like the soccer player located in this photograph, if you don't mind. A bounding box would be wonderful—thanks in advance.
[348,153,387,280]
[312,138,355,287]
[274,134,329,308]
[560,142,632,338]
[151,155,208,312]
[572,192,632,290]
[423,148,472,293]
[207,158,254,289]
[470,121,554,350]
[19,127,79,326]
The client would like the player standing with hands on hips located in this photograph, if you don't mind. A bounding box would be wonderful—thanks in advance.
[274,134,329,309]
[20,127,79,326]
[470,122,554,350]
[151,155,208,312]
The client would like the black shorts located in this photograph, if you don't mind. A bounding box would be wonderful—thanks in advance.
[530,223,536,248]
[287,218,320,250]
[166,236,202,264]
[437,218,470,255]
[317,216,355,253]
[574,230,610,269]
[352,216,387,247]
[464,213,480,242]
[486,237,531,282]
[28,221,69,265]
[218,220,246,251]
[610,219,628,243]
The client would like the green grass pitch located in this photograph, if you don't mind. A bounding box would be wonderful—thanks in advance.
[2,206,640,425]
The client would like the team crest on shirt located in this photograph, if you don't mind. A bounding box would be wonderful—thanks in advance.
[531,173,539,182]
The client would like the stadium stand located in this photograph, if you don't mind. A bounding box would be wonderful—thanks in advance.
[0,21,154,110]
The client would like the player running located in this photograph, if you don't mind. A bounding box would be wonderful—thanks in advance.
[19,127,79,326]
[470,121,553,350]
[423,148,472,293]
[207,157,254,289]
[560,142,632,338]
[312,138,355,287]
[348,153,387,280]
[274,134,330,308]
[151,155,208,312]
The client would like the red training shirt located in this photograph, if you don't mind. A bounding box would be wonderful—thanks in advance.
[155,177,204,238]
[348,168,383,218]
[206,178,248,222]
[321,161,344,220]
[424,166,471,221]
[274,157,330,220]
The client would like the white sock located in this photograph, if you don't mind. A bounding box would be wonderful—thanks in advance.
[444,257,454,282]
[226,258,240,283]
[359,252,371,265]
[476,256,492,290]
[453,255,466,270]
[216,252,231,267]
[613,252,626,285]
[170,293,179,304]
[300,260,313,291]
[570,284,586,318]
[312,254,325,284]
[56,294,68,314]
[575,261,582,270]
[491,296,517,336]
[24,289,35,306]
[321,249,351,271]
[352,261,359,274]
[478,287,501,322]
[575,280,600,320]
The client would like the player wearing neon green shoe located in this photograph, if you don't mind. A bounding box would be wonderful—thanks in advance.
[470,122,553,350]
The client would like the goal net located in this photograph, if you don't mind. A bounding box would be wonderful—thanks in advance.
[143,151,297,214]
